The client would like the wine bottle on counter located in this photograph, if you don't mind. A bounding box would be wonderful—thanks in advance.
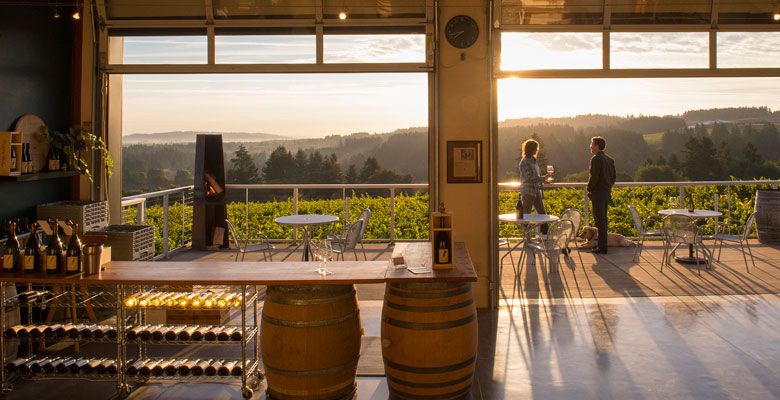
[177,325,199,341]
[192,359,212,376]
[65,221,82,274]
[217,326,238,341]
[204,326,220,341]
[3,221,21,273]
[217,361,238,376]
[165,358,187,376]
[22,223,41,273]
[55,358,76,374]
[190,326,210,341]
[45,219,64,274]
[205,360,221,376]
[178,359,199,376]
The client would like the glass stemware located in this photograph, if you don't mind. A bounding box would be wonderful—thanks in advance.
[546,165,554,182]
[668,196,679,209]
[310,238,333,276]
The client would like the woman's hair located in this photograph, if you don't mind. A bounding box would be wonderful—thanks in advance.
[522,139,539,158]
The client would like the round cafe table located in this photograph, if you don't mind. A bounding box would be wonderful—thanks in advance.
[499,213,559,270]
[658,209,722,265]
[275,214,339,261]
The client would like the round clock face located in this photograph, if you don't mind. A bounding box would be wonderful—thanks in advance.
[445,15,479,49]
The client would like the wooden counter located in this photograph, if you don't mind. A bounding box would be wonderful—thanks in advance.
[0,242,477,285]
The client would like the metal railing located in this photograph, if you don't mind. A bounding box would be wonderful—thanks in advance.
[121,179,779,259]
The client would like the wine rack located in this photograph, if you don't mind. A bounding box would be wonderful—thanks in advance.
[0,282,261,399]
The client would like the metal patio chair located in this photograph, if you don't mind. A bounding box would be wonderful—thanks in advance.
[713,211,757,273]
[521,219,574,274]
[628,205,663,262]
[225,219,274,262]
[328,216,365,261]
[559,208,584,268]
[661,214,711,275]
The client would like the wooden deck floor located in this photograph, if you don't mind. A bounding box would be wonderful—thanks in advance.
[166,240,780,300]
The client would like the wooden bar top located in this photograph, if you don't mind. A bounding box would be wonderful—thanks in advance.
[0,242,477,285]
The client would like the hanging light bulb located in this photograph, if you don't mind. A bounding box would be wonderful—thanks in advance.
[774,1,780,21]
[53,9,61,19]
[72,8,80,20]
[339,8,348,20]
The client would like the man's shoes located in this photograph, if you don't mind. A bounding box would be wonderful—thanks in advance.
[589,248,608,254]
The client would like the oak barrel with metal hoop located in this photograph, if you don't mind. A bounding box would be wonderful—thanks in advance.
[261,285,361,400]
[756,190,780,243]
[381,282,478,399]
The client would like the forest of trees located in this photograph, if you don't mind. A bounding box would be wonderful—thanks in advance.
[122,107,780,195]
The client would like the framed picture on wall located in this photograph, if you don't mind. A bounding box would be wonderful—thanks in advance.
[447,140,482,183]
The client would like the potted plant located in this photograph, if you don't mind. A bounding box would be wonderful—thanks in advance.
[43,126,113,181]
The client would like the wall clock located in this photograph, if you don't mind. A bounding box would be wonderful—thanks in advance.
[445,15,479,49]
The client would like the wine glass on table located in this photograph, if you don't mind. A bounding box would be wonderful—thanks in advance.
[310,238,333,276]
[546,165,554,183]
[668,196,679,210]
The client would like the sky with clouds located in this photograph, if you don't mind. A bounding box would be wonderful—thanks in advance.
[122,32,780,137]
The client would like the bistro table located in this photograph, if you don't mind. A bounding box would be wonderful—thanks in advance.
[658,209,722,264]
[498,213,559,270]
[274,214,339,261]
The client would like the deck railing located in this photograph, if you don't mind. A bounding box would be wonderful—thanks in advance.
[121,180,779,259]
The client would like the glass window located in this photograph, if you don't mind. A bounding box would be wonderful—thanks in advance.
[501,32,601,70]
[215,35,316,64]
[324,34,425,63]
[500,0,603,25]
[610,32,708,69]
[121,36,207,64]
[718,32,780,68]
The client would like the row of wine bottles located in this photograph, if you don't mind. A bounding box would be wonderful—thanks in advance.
[125,324,244,342]
[2,219,83,274]
[8,143,34,174]
[9,289,52,304]
[126,358,243,377]
[124,292,243,309]
[5,357,117,375]
[4,324,117,340]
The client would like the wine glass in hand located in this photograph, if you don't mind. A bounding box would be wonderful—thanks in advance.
[546,165,554,183]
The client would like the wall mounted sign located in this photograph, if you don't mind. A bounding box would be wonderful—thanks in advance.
[447,141,482,183]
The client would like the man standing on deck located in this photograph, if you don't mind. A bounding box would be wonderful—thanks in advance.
[587,136,616,254]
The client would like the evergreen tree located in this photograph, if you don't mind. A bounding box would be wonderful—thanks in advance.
[345,165,358,184]
[292,149,308,182]
[262,146,295,183]
[321,153,343,183]
[359,157,381,182]
[738,142,764,178]
[634,163,684,182]
[682,136,721,180]
[228,145,260,183]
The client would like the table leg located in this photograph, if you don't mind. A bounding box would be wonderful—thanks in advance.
[301,227,311,261]
[674,244,707,265]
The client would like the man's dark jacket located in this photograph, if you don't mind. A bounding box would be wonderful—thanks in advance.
[587,151,616,193]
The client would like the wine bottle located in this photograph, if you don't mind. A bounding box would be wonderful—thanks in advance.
[231,362,243,376]
[229,328,243,341]
[204,326,220,341]
[217,326,238,341]
[516,198,524,220]
[435,230,450,264]
[69,359,89,374]
[93,325,107,339]
[151,326,168,341]
[218,361,237,376]
[65,221,82,274]
[55,358,76,374]
[202,293,216,308]
[687,192,695,213]
[5,357,30,373]
[55,324,74,338]
[205,360,221,376]
[152,359,171,376]
[139,324,164,341]
[177,325,199,341]
[164,325,186,341]
[44,219,64,274]
[24,143,31,174]
[4,325,28,339]
[47,146,56,171]
[190,326,209,341]
[67,324,84,339]
[82,359,103,374]
[29,324,51,338]
[190,294,204,308]
[3,221,21,272]
[192,359,212,376]
[98,359,117,375]
[22,223,41,273]
[45,324,62,338]
[126,359,147,376]
[165,358,187,376]
[81,325,99,339]
[104,326,118,339]
[178,359,199,376]
[19,358,38,374]
[216,293,237,308]
[17,290,47,303]
[125,325,144,341]
[9,146,17,172]
[138,360,160,377]
[36,357,60,374]
[177,293,199,308]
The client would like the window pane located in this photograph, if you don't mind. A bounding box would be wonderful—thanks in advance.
[611,32,708,69]
[718,32,780,68]
[501,32,601,70]
[719,0,777,24]
[500,0,603,25]
[324,35,425,63]
[121,36,207,64]
[611,0,711,24]
[216,35,316,64]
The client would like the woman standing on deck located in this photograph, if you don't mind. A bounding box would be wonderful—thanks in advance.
[518,138,548,233]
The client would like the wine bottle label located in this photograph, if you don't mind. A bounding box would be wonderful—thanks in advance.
[23,255,35,270]
[3,254,13,269]
[45,255,57,270]
[66,256,79,272]
[438,249,449,264]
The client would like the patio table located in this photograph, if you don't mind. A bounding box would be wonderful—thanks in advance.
[274,214,339,261]
[658,209,722,264]
[499,213,559,270]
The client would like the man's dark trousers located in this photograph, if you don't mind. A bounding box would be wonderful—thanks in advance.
[590,190,610,250]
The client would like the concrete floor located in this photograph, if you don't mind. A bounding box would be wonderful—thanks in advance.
[3,242,780,399]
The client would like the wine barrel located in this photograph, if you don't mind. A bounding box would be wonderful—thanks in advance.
[382,282,477,400]
[755,190,780,244]
[3,285,20,363]
[261,285,361,400]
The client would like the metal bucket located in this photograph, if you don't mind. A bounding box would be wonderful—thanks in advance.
[83,244,104,275]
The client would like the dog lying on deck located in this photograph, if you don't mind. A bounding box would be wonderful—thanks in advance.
[578,226,635,248]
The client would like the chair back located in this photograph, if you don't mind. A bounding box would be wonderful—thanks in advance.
[742,212,757,241]
[356,208,371,241]
[628,205,644,235]
[547,220,574,250]
[342,217,365,251]
[559,208,582,240]
[224,219,241,249]
[662,214,698,245]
